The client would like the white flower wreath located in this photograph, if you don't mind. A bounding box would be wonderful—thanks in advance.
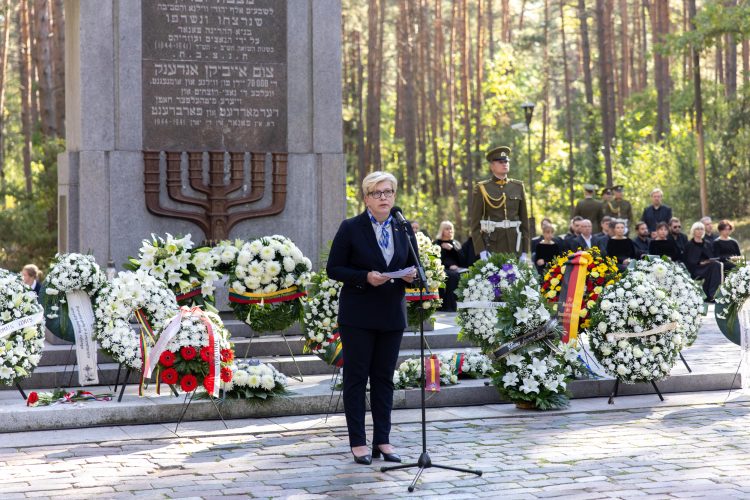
[93,270,179,370]
[0,270,45,385]
[222,360,288,398]
[42,253,108,320]
[302,271,341,351]
[716,264,750,320]
[456,254,537,351]
[587,270,683,383]
[629,257,703,346]
[393,353,459,389]
[454,351,495,379]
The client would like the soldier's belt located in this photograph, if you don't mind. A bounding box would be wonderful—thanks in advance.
[480,219,522,252]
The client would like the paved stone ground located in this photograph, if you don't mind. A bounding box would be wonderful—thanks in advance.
[3,391,750,499]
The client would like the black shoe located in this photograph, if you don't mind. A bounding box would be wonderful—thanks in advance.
[351,451,372,465]
[372,445,402,463]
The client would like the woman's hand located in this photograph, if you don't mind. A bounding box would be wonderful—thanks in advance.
[400,268,418,284]
[441,242,453,250]
[449,265,459,270]
[700,259,710,266]
[536,259,544,266]
[367,271,390,287]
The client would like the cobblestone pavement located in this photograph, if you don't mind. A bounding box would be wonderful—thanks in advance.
[3,393,750,499]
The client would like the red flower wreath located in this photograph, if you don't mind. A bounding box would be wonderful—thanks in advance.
[220,366,233,383]
[161,367,178,385]
[180,346,197,361]
[200,346,212,362]
[159,350,176,367]
[220,348,234,363]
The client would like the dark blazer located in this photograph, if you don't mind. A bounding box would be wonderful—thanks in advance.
[327,211,418,331]
[641,204,673,233]
[684,239,717,276]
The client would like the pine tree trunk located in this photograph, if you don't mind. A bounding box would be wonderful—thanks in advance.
[541,0,549,163]
[743,39,749,88]
[560,0,576,215]
[0,0,10,202]
[578,0,594,106]
[365,0,383,172]
[725,1,737,99]
[596,0,615,185]
[618,0,630,114]
[501,0,511,43]
[651,0,671,140]
[433,0,443,197]
[688,0,707,215]
[354,32,367,183]
[461,0,472,205]
[34,0,57,137]
[640,0,649,90]
[487,0,494,60]
[18,0,34,195]
[51,0,64,137]
[473,0,484,180]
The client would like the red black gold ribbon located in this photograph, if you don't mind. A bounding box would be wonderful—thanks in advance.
[557,251,592,345]
[425,354,441,392]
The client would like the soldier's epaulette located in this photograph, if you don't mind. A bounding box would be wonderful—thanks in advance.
[476,179,492,187]
[509,179,524,186]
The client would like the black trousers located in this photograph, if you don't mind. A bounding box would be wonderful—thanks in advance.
[692,261,722,300]
[439,269,461,312]
[339,325,403,448]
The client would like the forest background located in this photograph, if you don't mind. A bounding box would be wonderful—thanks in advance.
[1,1,749,271]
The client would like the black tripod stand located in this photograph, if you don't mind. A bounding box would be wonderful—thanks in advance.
[381,210,482,492]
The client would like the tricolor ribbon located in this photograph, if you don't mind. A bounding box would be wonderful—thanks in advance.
[175,285,202,303]
[145,306,221,397]
[557,251,593,345]
[228,286,306,305]
[405,288,440,302]
[134,309,157,396]
[452,352,465,376]
[425,354,441,392]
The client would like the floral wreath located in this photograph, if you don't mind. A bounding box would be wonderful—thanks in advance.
[456,253,537,352]
[302,271,343,366]
[630,256,704,346]
[587,269,683,384]
[715,264,750,345]
[153,309,234,394]
[393,353,459,389]
[222,360,289,399]
[0,269,46,386]
[126,233,220,307]
[209,239,243,275]
[490,274,580,410]
[541,246,620,330]
[41,253,108,342]
[227,235,313,333]
[449,351,495,379]
[406,232,447,327]
[93,270,179,371]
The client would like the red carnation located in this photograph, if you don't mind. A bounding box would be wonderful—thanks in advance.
[160,350,176,367]
[220,348,234,363]
[161,367,178,385]
[220,366,233,383]
[26,391,39,406]
[597,278,605,285]
[203,375,216,393]
[180,346,197,361]
[200,346,212,362]
[180,374,198,392]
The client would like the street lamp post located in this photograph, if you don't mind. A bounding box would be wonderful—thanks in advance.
[521,102,536,238]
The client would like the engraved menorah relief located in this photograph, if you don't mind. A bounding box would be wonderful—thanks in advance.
[143,151,288,241]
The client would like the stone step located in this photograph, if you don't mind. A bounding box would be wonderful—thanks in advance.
[0,371,741,433]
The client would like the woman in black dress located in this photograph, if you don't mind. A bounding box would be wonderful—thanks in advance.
[434,221,463,312]
[648,222,681,262]
[713,219,742,273]
[683,221,723,302]
[533,224,562,276]
[606,221,636,271]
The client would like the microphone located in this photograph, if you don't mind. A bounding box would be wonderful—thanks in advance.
[390,206,409,227]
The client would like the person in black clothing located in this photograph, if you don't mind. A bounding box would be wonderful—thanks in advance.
[531,217,563,254]
[649,222,681,261]
[533,224,563,276]
[563,216,584,250]
[434,221,464,312]
[641,188,673,236]
[632,221,651,259]
[701,216,718,242]
[683,221,723,302]
[592,218,613,255]
[461,236,479,267]
[713,219,742,273]
[606,222,636,271]
[668,217,688,256]
[21,264,42,296]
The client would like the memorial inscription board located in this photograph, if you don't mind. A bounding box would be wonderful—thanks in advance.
[142,0,287,151]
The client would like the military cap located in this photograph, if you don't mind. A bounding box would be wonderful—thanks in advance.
[600,186,613,196]
[486,146,511,163]
[612,185,624,192]
[583,183,597,192]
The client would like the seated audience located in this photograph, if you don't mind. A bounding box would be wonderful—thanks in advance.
[533,224,563,276]
[434,221,464,312]
[713,219,742,273]
[683,222,723,302]
[632,221,651,259]
[648,222,681,261]
[701,216,718,242]
[606,221,636,271]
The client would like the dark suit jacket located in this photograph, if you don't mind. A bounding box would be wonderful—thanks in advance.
[641,204,673,233]
[568,235,594,252]
[327,211,418,331]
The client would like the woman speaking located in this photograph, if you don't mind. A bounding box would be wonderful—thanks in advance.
[327,171,418,465]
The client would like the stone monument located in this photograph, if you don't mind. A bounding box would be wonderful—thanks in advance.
[59,0,345,268]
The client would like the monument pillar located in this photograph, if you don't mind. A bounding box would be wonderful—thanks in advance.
[59,0,345,267]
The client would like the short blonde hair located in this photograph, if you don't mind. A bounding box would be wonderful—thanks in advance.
[689,221,705,240]
[22,264,42,281]
[436,220,454,240]
[361,171,397,197]
[650,188,663,197]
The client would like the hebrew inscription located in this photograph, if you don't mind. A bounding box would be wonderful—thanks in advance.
[142,0,287,151]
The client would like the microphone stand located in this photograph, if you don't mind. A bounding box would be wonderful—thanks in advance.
[381,218,482,492]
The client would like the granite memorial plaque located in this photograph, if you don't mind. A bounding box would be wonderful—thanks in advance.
[142,0,287,151]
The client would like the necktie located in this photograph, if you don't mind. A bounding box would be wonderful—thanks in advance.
[370,213,392,251]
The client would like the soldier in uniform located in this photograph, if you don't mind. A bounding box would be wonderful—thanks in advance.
[470,146,530,260]
[573,184,603,233]
[603,185,634,235]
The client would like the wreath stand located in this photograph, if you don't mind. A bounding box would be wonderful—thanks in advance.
[173,389,228,434]
[242,332,304,383]
[58,344,109,391]
[112,364,179,403]
[679,353,692,373]
[608,378,664,405]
